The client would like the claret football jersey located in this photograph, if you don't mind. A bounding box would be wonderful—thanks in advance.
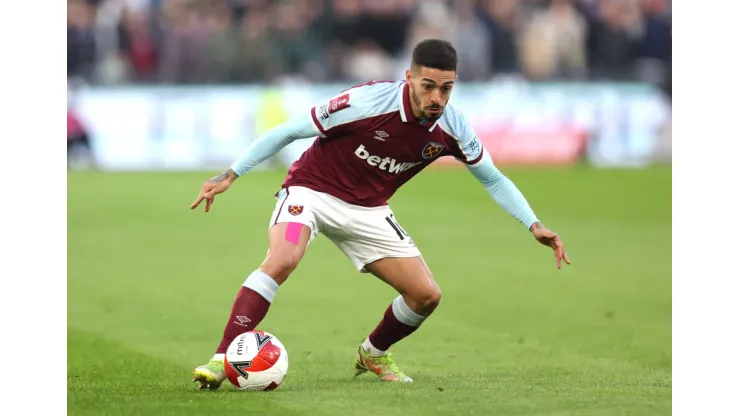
[282,80,484,207]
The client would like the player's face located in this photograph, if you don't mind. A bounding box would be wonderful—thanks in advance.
[406,66,456,121]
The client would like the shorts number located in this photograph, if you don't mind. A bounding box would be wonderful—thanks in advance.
[385,214,408,240]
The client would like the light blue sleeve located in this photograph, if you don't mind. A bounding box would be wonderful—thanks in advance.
[466,149,540,230]
[229,113,320,176]
[311,81,400,137]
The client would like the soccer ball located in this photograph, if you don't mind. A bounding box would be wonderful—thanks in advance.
[224,330,289,391]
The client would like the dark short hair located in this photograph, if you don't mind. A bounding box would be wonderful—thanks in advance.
[411,39,458,72]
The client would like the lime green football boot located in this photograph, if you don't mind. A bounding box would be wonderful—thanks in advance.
[354,345,413,382]
[192,358,226,390]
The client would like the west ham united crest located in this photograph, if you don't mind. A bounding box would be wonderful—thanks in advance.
[288,205,304,216]
[422,142,445,159]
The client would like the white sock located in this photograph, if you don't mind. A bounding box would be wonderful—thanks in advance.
[212,353,225,361]
[392,295,426,326]
[362,337,386,357]
[243,270,280,303]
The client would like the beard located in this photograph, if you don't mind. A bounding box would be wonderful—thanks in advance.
[411,88,445,121]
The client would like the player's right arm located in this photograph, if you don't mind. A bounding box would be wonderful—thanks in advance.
[229,113,321,177]
[190,114,321,212]
[227,87,363,176]
[191,86,369,212]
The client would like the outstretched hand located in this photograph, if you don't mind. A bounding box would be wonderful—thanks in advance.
[190,169,238,213]
[530,223,571,269]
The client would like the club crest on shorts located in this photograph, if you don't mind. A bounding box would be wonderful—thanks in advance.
[288,205,304,216]
[422,142,445,159]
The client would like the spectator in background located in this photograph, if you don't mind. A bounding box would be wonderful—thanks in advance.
[477,0,522,77]
[237,4,279,83]
[323,0,365,81]
[269,0,324,82]
[227,0,254,20]
[450,0,492,82]
[325,0,414,82]
[117,7,160,83]
[638,0,671,63]
[520,0,588,80]
[586,0,640,81]
[360,0,413,58]
[68,0,98,81]
[403,0,454,59]
[158,0,212,84]
[207,2,248,84]
[636,0,671,97]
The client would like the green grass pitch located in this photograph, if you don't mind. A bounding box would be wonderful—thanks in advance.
[67,165,671,415]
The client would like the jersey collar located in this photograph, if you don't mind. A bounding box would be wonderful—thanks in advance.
[399,82,416,124]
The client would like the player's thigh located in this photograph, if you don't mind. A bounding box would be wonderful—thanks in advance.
[337,207,422,273]
[364,256,441,316]
[261,187,318,283]
[328,206,441,314]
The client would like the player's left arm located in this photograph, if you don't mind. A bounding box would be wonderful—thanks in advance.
[466,150,537,229]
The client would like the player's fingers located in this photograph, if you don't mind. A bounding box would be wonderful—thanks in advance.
[555,245,567,269]
[205,197,212,213]
[191,195,204,209]
[555,250,562,269]
[552,237,571,266]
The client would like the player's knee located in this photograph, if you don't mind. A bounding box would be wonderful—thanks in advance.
[274,253,302,274]
[414,286,442,315]
[425,287,442,309]
[261,250,303,282]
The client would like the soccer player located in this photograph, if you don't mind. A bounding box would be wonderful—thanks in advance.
[190,39,570,388]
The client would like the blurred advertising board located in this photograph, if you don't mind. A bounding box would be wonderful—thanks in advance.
[70,82,670,171]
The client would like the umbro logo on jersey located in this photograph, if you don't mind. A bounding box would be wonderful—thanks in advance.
[374,131,389,141]
[355,145,421,173]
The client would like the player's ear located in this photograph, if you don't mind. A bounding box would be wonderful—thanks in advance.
[405,69,412,84]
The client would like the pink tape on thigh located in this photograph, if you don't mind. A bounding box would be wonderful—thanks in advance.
[285,222,304,245]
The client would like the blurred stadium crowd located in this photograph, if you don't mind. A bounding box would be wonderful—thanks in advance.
[68,0,671,94]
